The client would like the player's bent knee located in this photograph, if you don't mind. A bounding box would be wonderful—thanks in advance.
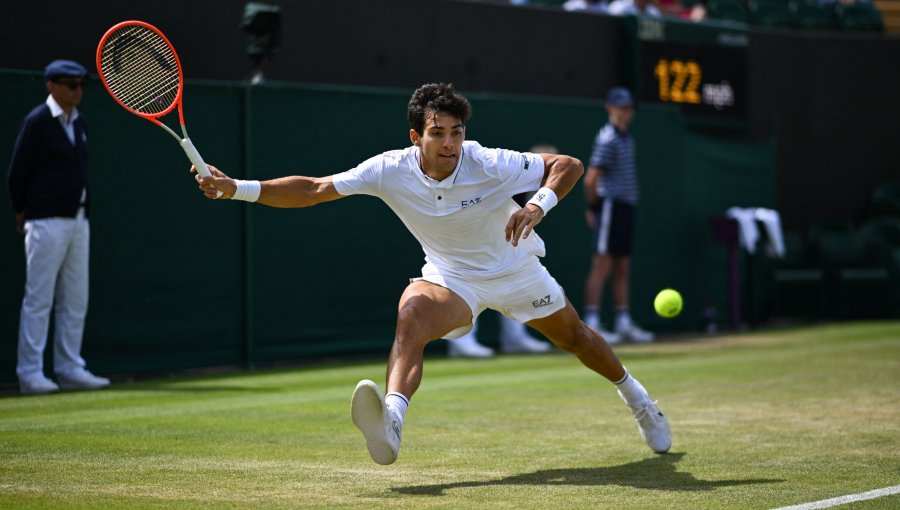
[395,300,443,346]
[396,304,426,333]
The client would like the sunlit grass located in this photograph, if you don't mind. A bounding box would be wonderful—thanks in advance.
[1,321,898,509]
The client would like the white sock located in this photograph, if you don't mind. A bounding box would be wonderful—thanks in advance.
[584,308,600,329]
[614,371,649,405]
[385,392,410,425]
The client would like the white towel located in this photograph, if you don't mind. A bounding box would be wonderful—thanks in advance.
[754,208,785,258]
[726,207,759,254]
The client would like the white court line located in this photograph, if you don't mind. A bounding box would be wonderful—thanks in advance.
[772,485,900,510]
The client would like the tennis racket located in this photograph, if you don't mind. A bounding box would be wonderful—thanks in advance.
[96,20,213,179]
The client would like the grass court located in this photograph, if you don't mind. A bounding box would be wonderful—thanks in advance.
[1,321,898,509]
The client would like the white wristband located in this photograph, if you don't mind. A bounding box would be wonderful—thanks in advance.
[527,187,558,215]
[231,180,261,202]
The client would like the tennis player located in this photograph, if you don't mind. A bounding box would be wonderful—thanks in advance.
[193,83,671,464]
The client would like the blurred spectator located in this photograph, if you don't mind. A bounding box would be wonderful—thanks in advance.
[581,87,655,344]
[563,0,609,13]
[686,1,708,21]
[656,0,685,16]
[654,0,705,19]
[608,0,662,16]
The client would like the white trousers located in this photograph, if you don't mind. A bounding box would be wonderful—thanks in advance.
[17,210,89,379]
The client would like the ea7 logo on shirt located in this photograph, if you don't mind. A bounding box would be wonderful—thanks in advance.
[460,197,482,208]
[532,294,553,308]
[523,155,530,170]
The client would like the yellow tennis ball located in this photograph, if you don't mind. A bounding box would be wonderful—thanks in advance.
[654,289,683,318]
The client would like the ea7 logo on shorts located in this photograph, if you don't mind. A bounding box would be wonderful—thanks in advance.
[532,294,553,308]
[460,197,482,208]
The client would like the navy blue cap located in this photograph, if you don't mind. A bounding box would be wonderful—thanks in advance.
[605,86,634,107]
[44,60,88,81]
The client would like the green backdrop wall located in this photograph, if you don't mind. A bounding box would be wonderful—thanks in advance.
[0,71,775,381]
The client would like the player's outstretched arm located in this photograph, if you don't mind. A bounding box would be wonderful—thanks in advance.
[192,165,344,208]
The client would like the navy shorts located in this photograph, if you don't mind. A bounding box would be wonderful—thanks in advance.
[590,197,635,256]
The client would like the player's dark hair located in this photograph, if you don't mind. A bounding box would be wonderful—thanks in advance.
[407,83,472,134]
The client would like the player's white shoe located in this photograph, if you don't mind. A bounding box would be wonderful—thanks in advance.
[619,391,671,453]
[351,380,402,465]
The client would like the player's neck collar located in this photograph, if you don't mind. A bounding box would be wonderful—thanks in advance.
[413,146,464,186]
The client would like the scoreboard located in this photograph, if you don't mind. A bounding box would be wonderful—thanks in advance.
[629,17,749,128]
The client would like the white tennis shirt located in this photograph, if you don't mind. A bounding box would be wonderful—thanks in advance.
[332,141,547,279]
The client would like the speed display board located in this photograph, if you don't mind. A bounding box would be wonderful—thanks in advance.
[630,17,749,127]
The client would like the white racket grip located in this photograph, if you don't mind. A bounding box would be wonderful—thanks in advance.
[180,137,223,198]
[180,137,210,177]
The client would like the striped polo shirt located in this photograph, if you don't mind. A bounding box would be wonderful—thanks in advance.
[589,123,638,205]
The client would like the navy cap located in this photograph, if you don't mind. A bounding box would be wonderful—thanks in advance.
[44,60,88,81]
[605,86,634,107]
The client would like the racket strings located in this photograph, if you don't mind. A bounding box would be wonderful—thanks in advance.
[103,30,178,112]
[99,25,181,115]
[102,27,178,112]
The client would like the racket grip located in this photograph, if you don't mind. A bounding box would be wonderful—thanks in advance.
[180,137,210,177]
[181,137,223,198]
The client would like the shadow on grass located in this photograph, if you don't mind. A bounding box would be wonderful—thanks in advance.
[392,453,783,496]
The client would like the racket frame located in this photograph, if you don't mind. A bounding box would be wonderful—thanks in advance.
[96,20,212,178]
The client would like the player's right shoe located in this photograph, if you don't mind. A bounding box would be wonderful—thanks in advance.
[619,391,671,453]
[351,379,401,465]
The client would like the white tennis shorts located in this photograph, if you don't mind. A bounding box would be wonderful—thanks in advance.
[412,256,567,339]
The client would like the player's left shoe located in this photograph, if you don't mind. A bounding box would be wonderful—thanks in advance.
[351,379,402,465]
[619,391,671,453]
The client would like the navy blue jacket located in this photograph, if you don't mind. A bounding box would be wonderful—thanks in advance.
[7,103,90,220]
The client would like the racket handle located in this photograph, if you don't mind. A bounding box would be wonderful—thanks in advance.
[181,137,223,198]
[180,137,210,177]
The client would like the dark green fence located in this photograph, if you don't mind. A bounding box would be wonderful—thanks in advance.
[0,71,776,380]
